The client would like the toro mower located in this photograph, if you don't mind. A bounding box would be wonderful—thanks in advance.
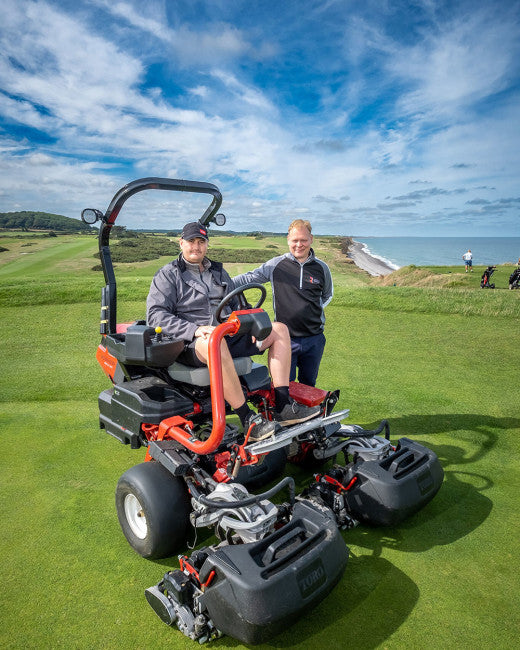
[82,177,443,645]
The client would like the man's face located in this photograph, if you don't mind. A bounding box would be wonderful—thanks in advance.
[288,227,313,262]
[180,236,208,265]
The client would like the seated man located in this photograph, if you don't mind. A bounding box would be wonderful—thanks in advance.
[146,221,319,441]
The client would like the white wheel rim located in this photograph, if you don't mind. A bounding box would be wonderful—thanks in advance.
[124,493,148,539]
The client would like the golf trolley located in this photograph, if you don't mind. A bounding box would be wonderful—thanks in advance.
[82,178,443,644]
[509,267,520,290]
[481,265,496,288]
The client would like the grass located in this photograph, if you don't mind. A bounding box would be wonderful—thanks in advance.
[1,233,519,649]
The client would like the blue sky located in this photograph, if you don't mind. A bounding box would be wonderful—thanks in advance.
[1,0,519,236]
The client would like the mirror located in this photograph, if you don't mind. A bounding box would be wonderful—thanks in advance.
[214,213,226,226]
[81,208,103,225]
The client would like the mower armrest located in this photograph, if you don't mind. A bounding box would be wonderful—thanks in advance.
[104,324,184,367]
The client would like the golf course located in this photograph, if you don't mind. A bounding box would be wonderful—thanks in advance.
[1,230,519,649]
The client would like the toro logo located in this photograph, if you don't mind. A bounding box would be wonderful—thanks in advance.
[297,558,326,598]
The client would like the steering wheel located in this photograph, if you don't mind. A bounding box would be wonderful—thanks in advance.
[215,283,267,323]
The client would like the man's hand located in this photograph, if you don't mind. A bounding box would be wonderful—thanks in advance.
[194,325,215,340]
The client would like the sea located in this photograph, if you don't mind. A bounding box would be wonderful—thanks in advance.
[353,237,520,269]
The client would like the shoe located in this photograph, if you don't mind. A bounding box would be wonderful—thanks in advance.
[274,400,321,426]
[245,412,277,442]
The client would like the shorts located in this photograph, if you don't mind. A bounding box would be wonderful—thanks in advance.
[177,333,263,368]
[464,259,472,266]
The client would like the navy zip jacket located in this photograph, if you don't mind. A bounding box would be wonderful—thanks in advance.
[233,249,333,338]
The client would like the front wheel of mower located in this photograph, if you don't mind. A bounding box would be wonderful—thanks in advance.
[115,462,191,559]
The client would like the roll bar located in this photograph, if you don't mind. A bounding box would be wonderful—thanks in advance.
[100,177,222,246]
[91,177,222,334]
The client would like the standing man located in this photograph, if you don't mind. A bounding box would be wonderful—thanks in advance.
[462,249,473,272]
[233,219,333,387]
[146,221,319,442]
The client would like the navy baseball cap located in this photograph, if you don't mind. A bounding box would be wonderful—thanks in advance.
[181,222,209,241]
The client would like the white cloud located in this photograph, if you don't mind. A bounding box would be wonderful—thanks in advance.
[0,0,518,236]
[389,9,519,118]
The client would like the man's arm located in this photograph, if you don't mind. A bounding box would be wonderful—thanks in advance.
[232,256,281,288]
[146,268,199,341]
[318,260,334,307]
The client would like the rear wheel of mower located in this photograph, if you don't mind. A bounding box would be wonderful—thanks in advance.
[115,462,191,559]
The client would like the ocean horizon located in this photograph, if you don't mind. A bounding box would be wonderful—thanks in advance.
[353,236,520,269]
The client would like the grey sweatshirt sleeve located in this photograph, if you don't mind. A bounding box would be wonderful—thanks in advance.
[232,257,278,288]
[321,263,334,307]
[146,268,198,341]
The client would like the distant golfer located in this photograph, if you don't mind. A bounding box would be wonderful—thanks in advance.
[462,249,473,272]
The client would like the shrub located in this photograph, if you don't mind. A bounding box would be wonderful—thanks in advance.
[209,248,274,263]
[110,235,179,262]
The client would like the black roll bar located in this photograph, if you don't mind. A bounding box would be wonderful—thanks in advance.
[97,177,222,335]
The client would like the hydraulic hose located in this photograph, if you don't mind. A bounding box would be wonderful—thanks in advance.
[336,419,390,440]
[195,476,295,510]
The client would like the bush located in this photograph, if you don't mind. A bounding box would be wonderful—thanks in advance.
[110,235,179,263]
[209,248,274,263]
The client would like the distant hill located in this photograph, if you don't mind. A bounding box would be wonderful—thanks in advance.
[0,211,92,232]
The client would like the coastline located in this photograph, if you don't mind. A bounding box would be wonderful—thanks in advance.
[348,240,396,276]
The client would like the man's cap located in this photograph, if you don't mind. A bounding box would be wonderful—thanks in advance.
[181,222,209,241]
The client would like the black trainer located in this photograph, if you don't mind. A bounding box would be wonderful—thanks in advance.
[274,400,320,426]
[244,412,277,442]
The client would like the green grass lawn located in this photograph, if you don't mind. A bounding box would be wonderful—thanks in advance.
[1,233,519,649]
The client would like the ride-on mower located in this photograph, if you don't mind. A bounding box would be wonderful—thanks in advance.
[82,178,443,645]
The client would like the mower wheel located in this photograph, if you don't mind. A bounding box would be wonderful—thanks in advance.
[115,461,190,559]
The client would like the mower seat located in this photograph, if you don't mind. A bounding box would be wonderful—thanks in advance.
[167,357,252,387]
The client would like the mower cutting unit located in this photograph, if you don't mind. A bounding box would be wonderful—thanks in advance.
[82,178,443,644]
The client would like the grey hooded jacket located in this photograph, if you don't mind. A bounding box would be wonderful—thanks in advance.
[146,254,237,341]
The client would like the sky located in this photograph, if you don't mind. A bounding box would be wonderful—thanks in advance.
[1,0,519,236]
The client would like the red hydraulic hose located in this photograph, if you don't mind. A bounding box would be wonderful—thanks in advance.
[155,317,240,454]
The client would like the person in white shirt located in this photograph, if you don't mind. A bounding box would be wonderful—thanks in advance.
[462,249,473,272]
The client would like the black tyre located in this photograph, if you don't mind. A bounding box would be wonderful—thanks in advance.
[115,462,191,559]
[236,447,287,490]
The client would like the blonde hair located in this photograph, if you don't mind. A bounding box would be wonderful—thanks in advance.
[288,219,312,235]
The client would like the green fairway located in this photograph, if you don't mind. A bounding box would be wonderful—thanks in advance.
[1,233,519,649]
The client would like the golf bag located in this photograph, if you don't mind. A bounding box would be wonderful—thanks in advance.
[509,267,520,290]
[480,266,496,289]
